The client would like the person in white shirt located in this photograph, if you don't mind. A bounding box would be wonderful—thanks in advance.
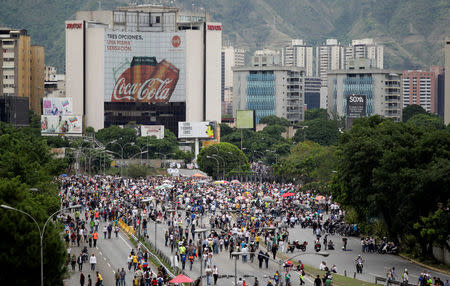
[212,265,219,285]
[89,254,97,271]
[319,261,327,271]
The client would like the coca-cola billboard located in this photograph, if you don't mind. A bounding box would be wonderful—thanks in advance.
[104,30,185,103]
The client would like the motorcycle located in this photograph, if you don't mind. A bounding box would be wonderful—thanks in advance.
[356,262,363,273]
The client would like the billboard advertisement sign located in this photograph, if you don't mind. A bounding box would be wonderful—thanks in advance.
[346,94,366,128]
[236,110,255,129]
[346,94,366,118]
[140,125,165,139]
[178,122,216,139]
[104,30,185,103]
[41,115,82,136]
[42,98,73,116]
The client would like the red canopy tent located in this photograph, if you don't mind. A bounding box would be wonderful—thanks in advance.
[168,274,194,284]
[282,192,295,198]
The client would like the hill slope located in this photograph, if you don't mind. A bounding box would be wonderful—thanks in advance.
[1,0,449,70]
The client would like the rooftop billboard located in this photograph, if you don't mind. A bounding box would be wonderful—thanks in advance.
[104,30,185,104]
[178,122,216,139]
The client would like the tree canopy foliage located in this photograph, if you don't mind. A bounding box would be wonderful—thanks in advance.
[197,143,249,178]
[402,104,428,122]
[332,115,450,256]
[294,109,343,146]
[0,122,68,285]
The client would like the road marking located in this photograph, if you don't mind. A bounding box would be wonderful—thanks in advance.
[99,251,102,256]
[119,233,133,249]
[103,257,107,261]
[107,263,111,267]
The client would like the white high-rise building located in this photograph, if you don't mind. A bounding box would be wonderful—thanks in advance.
[345,38,384,69]
[316,39,345,86]
[221,46,245,116]
[316,39,345,109]
[281,39,314,76]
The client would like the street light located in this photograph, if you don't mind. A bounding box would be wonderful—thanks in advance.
[206,155,220,179]
[194,228,209,285]
[211,154,225,179]
[1,204,81,286]
[231,252,254,286]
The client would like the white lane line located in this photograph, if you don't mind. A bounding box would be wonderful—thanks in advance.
[103,257,107,261]
[119,233,133,249]
[99,251,103,256]
[107,263,111,267]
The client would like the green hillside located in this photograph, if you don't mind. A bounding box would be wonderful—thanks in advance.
[1,0,449,71]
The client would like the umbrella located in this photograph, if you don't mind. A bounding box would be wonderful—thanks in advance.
[168,274,194,284]
[60,174,68,177]
[231,179,240,184]
[213,180,228,184]
[192,173,206,178]
[315,195,325,201]
[282,192,294,198]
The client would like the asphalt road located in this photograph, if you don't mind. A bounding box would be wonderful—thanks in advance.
[65,211,449,286]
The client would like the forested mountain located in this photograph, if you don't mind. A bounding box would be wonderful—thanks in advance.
[1,0,449,70]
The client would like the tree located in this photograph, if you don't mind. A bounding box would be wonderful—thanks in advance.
[406,113,445,130]
[304,108,329,121]
[259,115,291,127]
[402,104,427,122]
[197,142,249,178]
[333,115,450,255]
[273,141,336,186]
[0,122,68,285]
[294,119,340,145]
[219,123,234,137]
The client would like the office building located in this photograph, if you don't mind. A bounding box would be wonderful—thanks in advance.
[0,95,29,126]
[402,69,436,113]
[66,5,222,134]
[316,39,345,86]
[304,77,321,110]
[327,60,402,123]
[233,66,305,125]
[430,65,445,118]
[316,39,345,109]
[345,38,384,69]
[0,28,45,115]
[281,39,314,76]
[221,46,245,116]
[445,36,450,125]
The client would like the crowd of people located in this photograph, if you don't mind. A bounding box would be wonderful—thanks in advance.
[59,174,449,286]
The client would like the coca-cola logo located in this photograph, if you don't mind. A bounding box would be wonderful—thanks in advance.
[111,59,179,103]
[172,35,181,48]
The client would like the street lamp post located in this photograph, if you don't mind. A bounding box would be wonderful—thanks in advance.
[231,252,253,286]
[1,204,80,286]
[212,154,225,179]
[206,155,220,179]
[194,228,208,285]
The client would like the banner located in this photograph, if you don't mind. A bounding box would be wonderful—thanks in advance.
[236,110,255,129]
[104,30,185,103]
[42,98,73,115]
[140,125,165,139]
[41,115,82,136]
[346,94,366,129]
[178,122,216,139]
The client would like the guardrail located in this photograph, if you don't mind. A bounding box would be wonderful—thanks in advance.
[118,220,175,278]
